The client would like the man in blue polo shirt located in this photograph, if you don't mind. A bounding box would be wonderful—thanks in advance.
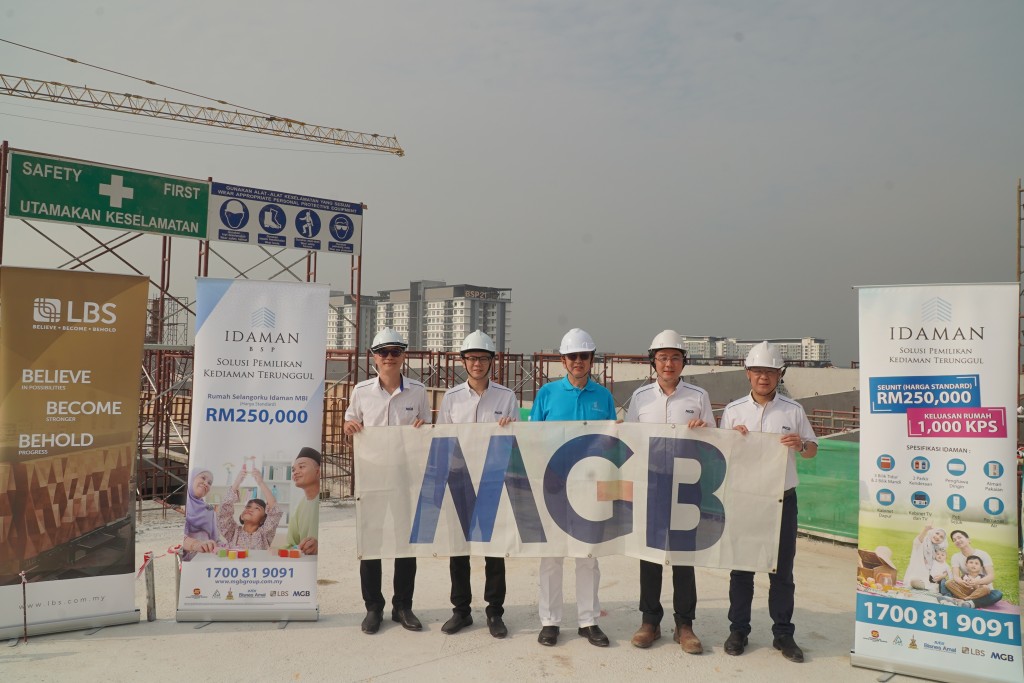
[531,328,617,648]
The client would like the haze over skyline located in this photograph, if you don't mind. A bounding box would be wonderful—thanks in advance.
[2,1,1021,365]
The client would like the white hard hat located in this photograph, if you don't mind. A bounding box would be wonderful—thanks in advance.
[648,330,686,354]
[371,327,408,352]
[745,341,784,369]
[460,330,496,355]
[559,328,597,355]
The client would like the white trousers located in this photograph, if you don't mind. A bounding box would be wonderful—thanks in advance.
[538,557,600,627]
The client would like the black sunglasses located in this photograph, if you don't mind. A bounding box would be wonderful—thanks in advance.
[374,348,404,358]
[564,352,593,362]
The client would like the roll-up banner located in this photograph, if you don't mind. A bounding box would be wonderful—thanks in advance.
[853,284,1022,682]
[176,278,328,622]
[0,266,148,638]
[357,422,788,571]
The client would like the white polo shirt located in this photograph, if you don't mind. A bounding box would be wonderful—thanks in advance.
[719,392,817,490]
[437,381,518,424]
[625,379,715,425]
[345,374,431,427]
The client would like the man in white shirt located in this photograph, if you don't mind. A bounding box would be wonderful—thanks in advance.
[436,330,518,638]
[719,341,817,663]
[344,328,431,635]
[625,330,712,655]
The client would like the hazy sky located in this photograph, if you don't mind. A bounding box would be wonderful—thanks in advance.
[2,1,1022,365]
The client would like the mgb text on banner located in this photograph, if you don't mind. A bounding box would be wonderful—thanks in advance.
[357,421,788,572]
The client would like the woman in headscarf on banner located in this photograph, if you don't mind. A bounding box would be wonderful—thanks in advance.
[182,469,220,560]
[217,463,283,550]
[903,523,947,590]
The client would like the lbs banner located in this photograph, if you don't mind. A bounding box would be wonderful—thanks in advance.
[357,422,788,571]
[853,284,1022,682]
[0,267,148,638]
[176,279,328,622]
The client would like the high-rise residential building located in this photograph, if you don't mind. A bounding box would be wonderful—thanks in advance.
[375,281,512,352]
[327,291,379,353]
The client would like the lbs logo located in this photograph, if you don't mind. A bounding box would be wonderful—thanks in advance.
[33,298,116,325]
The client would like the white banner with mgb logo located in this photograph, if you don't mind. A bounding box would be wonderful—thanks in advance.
[356,422,787,572]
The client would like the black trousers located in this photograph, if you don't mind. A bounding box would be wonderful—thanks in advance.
[450,555,505,618]
[638,560,697,626]
[728,490,798,637]
[361,557,417,612]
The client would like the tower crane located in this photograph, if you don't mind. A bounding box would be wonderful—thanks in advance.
[0,73,404,155]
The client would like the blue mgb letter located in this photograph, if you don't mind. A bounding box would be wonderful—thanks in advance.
[543,434,633,544]
[646,437,726,551]
[409,435,546,544]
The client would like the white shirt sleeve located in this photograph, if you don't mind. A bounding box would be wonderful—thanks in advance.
[699,392,715,426]
[416,387,432,423]
[719,405,736,430]
[625,393,639,423]
[344,387,362,423]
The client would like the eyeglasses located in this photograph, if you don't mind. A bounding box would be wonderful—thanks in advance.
[654,355,684,364]
[374,348,404,358]
[564,353,593,362]
[748,367,780,376]
[462,355,492,364]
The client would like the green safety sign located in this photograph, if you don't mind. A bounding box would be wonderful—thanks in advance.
[6,150,209,239]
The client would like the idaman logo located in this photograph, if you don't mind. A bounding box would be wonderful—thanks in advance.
[224,307,299,345]
[888,298,983,341]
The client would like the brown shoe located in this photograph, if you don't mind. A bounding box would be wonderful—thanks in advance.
[630,623,661,649]
[673,624,703,654]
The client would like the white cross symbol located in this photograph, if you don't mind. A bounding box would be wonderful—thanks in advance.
[98,175,134,208]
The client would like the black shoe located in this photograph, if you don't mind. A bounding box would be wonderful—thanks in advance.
[724,631,748,656]
[577,625,610,647]
[442,612,473,634]
[538,625,559,646]
[391,608,423,631]
[361,610,383,634]
[487,615,508,639]
[773,635,804,663]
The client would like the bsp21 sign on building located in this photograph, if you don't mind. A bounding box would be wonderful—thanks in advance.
[5,149,362,256]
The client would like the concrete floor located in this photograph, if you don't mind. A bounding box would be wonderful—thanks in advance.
[1,501,1016,683]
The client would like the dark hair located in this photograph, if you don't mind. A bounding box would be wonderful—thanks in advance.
[949,529,969,541]
[239,498,268,526]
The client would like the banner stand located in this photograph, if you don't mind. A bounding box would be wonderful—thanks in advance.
[852,283,1022,683]
[847,651,999,683]
[175,608,317,622]
[0,610,139,640]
